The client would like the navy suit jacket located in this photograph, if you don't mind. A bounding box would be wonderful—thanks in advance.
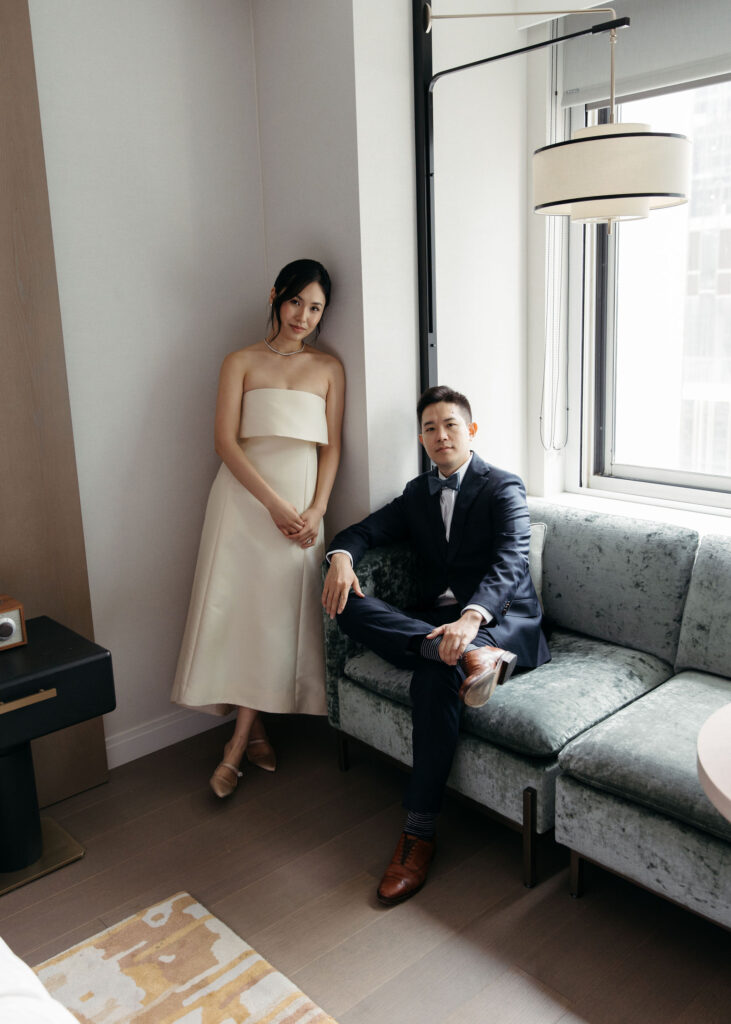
[329,453,550,670]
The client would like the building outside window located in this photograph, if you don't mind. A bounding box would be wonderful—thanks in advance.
[584,78,731,506]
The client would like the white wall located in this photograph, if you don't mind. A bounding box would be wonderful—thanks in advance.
[430,10,529,475]
[28,1,699,769]
[250,0,369,533]
[30,0,545,769]
[29,0,420,767]
[29,0,267,765]
[353,1,421,506]
[251,0,420,529]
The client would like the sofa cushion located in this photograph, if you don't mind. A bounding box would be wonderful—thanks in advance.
[344,649,413,706]
[555,776,731,929]
[527,499,698,663]
[529,521,546,606]
[558,671,731,843]
[343,628,672,758]
[676,533,731,678]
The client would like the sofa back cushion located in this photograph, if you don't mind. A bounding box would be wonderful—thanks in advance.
[527,499,698,663]
[676,533,731,676]
[529,522,546,607]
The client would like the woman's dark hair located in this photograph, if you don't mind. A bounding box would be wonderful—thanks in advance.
[417,385,472,425]
[268,259,332,342]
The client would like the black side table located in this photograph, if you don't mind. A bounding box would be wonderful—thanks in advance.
[0,617,116,895]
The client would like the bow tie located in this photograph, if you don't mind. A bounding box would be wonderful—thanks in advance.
[427,471,460,496]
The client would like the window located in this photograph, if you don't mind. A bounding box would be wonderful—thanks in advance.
[582,79,731,507]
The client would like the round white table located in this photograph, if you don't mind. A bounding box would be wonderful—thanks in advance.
[697,702,731,823]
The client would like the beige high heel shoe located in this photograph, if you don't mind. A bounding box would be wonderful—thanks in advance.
[245,735,277,772]
[209,761,243,798]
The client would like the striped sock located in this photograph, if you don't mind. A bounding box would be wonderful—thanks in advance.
[405,810,437,840]
[419,636,442,661]
[419,637,479,662]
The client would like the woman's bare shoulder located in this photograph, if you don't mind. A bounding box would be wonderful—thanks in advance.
[221,342,265,370]
[309,348,344,376]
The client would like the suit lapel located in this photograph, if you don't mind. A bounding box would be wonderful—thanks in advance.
[448,454,490,556]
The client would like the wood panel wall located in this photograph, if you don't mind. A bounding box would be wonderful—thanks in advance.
[0,0,109,806]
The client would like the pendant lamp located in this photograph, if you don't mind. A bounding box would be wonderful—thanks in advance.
[423,4,691,225]
[414,2,693,395]
[532,27,691,223]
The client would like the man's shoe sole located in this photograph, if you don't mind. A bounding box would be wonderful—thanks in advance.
[462,652,518,708]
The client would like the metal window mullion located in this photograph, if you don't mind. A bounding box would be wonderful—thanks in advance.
[592,106,615,476]
[604,220,619,473]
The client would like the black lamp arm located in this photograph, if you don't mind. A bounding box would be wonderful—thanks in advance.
[413,0,630,405]
[592,16,630,34]
[429,16,629,92]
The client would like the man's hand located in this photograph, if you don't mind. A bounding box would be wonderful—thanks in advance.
[322,553,364,619]
[426,610,482,666]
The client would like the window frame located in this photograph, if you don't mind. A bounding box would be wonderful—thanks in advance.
[567,85,731,514]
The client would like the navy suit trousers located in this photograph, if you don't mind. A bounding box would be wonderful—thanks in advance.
[337,594,497,814]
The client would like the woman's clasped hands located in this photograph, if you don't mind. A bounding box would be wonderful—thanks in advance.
[268,495,322,549]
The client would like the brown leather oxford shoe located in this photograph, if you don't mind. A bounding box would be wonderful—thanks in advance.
[376,832,436,906]
[458,646,518,708]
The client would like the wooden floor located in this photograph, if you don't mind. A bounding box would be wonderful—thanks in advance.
[2,716,729,1023]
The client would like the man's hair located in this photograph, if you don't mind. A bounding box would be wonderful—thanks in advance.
[417,385,472,426]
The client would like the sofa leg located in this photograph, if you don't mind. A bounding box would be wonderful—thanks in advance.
[570,850,584,898]
[522,786,538,888]
[337,731,350,772]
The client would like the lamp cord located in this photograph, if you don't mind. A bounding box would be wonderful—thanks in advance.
[540,18,569,453]
[609,28,616,121]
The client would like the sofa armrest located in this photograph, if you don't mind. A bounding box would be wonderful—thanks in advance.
[322,542,417,726]
[356,542,419,605]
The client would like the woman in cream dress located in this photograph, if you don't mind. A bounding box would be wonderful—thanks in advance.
[172,260,344,797]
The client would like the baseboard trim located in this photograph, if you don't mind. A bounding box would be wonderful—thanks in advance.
[104,707,235,768]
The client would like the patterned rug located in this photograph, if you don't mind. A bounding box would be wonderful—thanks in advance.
[35,891,338,1023]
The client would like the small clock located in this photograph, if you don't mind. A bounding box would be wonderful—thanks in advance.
[0,595,27,652]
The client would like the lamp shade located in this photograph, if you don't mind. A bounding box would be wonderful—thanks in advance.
[533,122,691,222]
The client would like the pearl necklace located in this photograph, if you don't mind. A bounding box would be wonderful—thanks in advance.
[264,336,306,356]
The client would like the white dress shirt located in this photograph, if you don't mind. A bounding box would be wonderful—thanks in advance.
[434,455,493,626]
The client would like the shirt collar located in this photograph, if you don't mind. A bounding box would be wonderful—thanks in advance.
[438,452,473,483]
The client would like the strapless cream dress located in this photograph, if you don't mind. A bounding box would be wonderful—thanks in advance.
[171,388,328,716]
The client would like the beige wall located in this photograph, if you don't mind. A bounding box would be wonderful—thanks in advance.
[0,0,108,807]
[1,0,92,641]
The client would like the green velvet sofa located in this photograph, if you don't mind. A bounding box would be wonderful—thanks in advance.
[555,530,731,929]
[323,499,731,924]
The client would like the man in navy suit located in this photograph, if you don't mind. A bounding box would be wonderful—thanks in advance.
[322,385,550,904]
